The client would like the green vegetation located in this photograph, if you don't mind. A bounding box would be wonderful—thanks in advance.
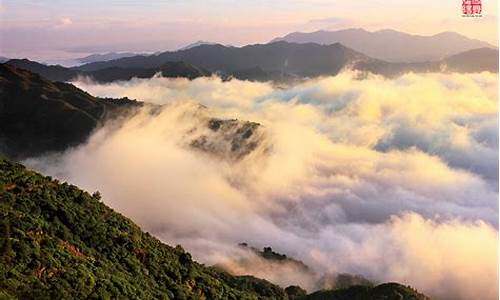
[303,283,430,300]
[0,158,286,299]
[0,158,431,299]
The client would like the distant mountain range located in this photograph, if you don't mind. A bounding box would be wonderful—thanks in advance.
[271,28,496,62]
[75,42,367,78]
[5,59,210,83]
[355,47,499,76]
[443,47,499,73]
[4,29,498,84]
[179,40,218,50]
[7,42,497,84]
[76,52,141,64]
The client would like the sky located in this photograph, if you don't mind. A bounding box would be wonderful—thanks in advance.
[0,0,498,63]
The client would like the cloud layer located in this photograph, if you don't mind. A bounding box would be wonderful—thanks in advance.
[27,71,498,300]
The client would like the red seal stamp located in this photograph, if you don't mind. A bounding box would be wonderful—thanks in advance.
[462,0,482,17]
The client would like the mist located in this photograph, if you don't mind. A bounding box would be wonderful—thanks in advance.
[25,71,498,300]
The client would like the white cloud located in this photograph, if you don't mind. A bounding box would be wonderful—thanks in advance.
[26,71,498,300]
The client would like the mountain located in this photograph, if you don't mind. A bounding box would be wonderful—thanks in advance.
[271,28,495,62]
[303,283,431,300]
[76,52,141,64]
[5,59,210,83]
[237,243,313,275]
[75,42,369,78]
[0,158,287,299]
[179,40,218,50]
[190,118,266,161]
[354,47,499,77]
[74,41,498,81]
[0,57,10,63]
[0,66,433,299]
[0,64,264,161]
[6,59,79,82]
[0,158,432,299]
[0,64,141,159]
[6,43,498,87]
[235,243,373,291]
[88,61,211,83]
[443,47,499,73]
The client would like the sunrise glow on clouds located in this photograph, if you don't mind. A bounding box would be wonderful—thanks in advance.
[4,1,497,299]
[25,71,499,300]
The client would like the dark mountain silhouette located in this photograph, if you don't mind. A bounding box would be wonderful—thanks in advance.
[76,52,141,64]
[271,28,495,62]
[0,65,264,161]
[86,61,211,82]
[0,64,141,159]
[5,59,210,83]
[6,59,79,82]
[0,57,10,63]
[74,42,498,81]
[0,158,432,299]
[6,43,497,86]
[75,42,369,78]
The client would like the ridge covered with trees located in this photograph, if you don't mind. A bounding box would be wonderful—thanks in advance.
[0,159,431,299]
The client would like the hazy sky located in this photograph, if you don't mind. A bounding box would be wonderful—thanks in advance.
[0,0,498,62]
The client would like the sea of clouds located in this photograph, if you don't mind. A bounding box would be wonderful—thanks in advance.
[26,71,498,300]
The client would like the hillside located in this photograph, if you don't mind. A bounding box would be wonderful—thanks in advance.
[6,59,79,82]
[0,64,141,159]
[0,158,287,299]
[0,159,433,300]
[303,283,431,300]
[0,65,269,161]
[271,28,494,62]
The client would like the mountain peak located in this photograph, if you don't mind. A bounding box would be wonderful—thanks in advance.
[270,28,493,62]
[179,40,218,50]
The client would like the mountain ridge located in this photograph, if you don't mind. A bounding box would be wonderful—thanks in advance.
[0,158,433,299]
[0,63,142,159]
[5,59,210,83]
[75,41,368,77]
[271,28,495,62]
[77,52,142,64]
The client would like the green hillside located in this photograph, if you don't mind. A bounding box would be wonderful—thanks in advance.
[0,159,432,299]
[303,283,430,300]
[0,158,286,300]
